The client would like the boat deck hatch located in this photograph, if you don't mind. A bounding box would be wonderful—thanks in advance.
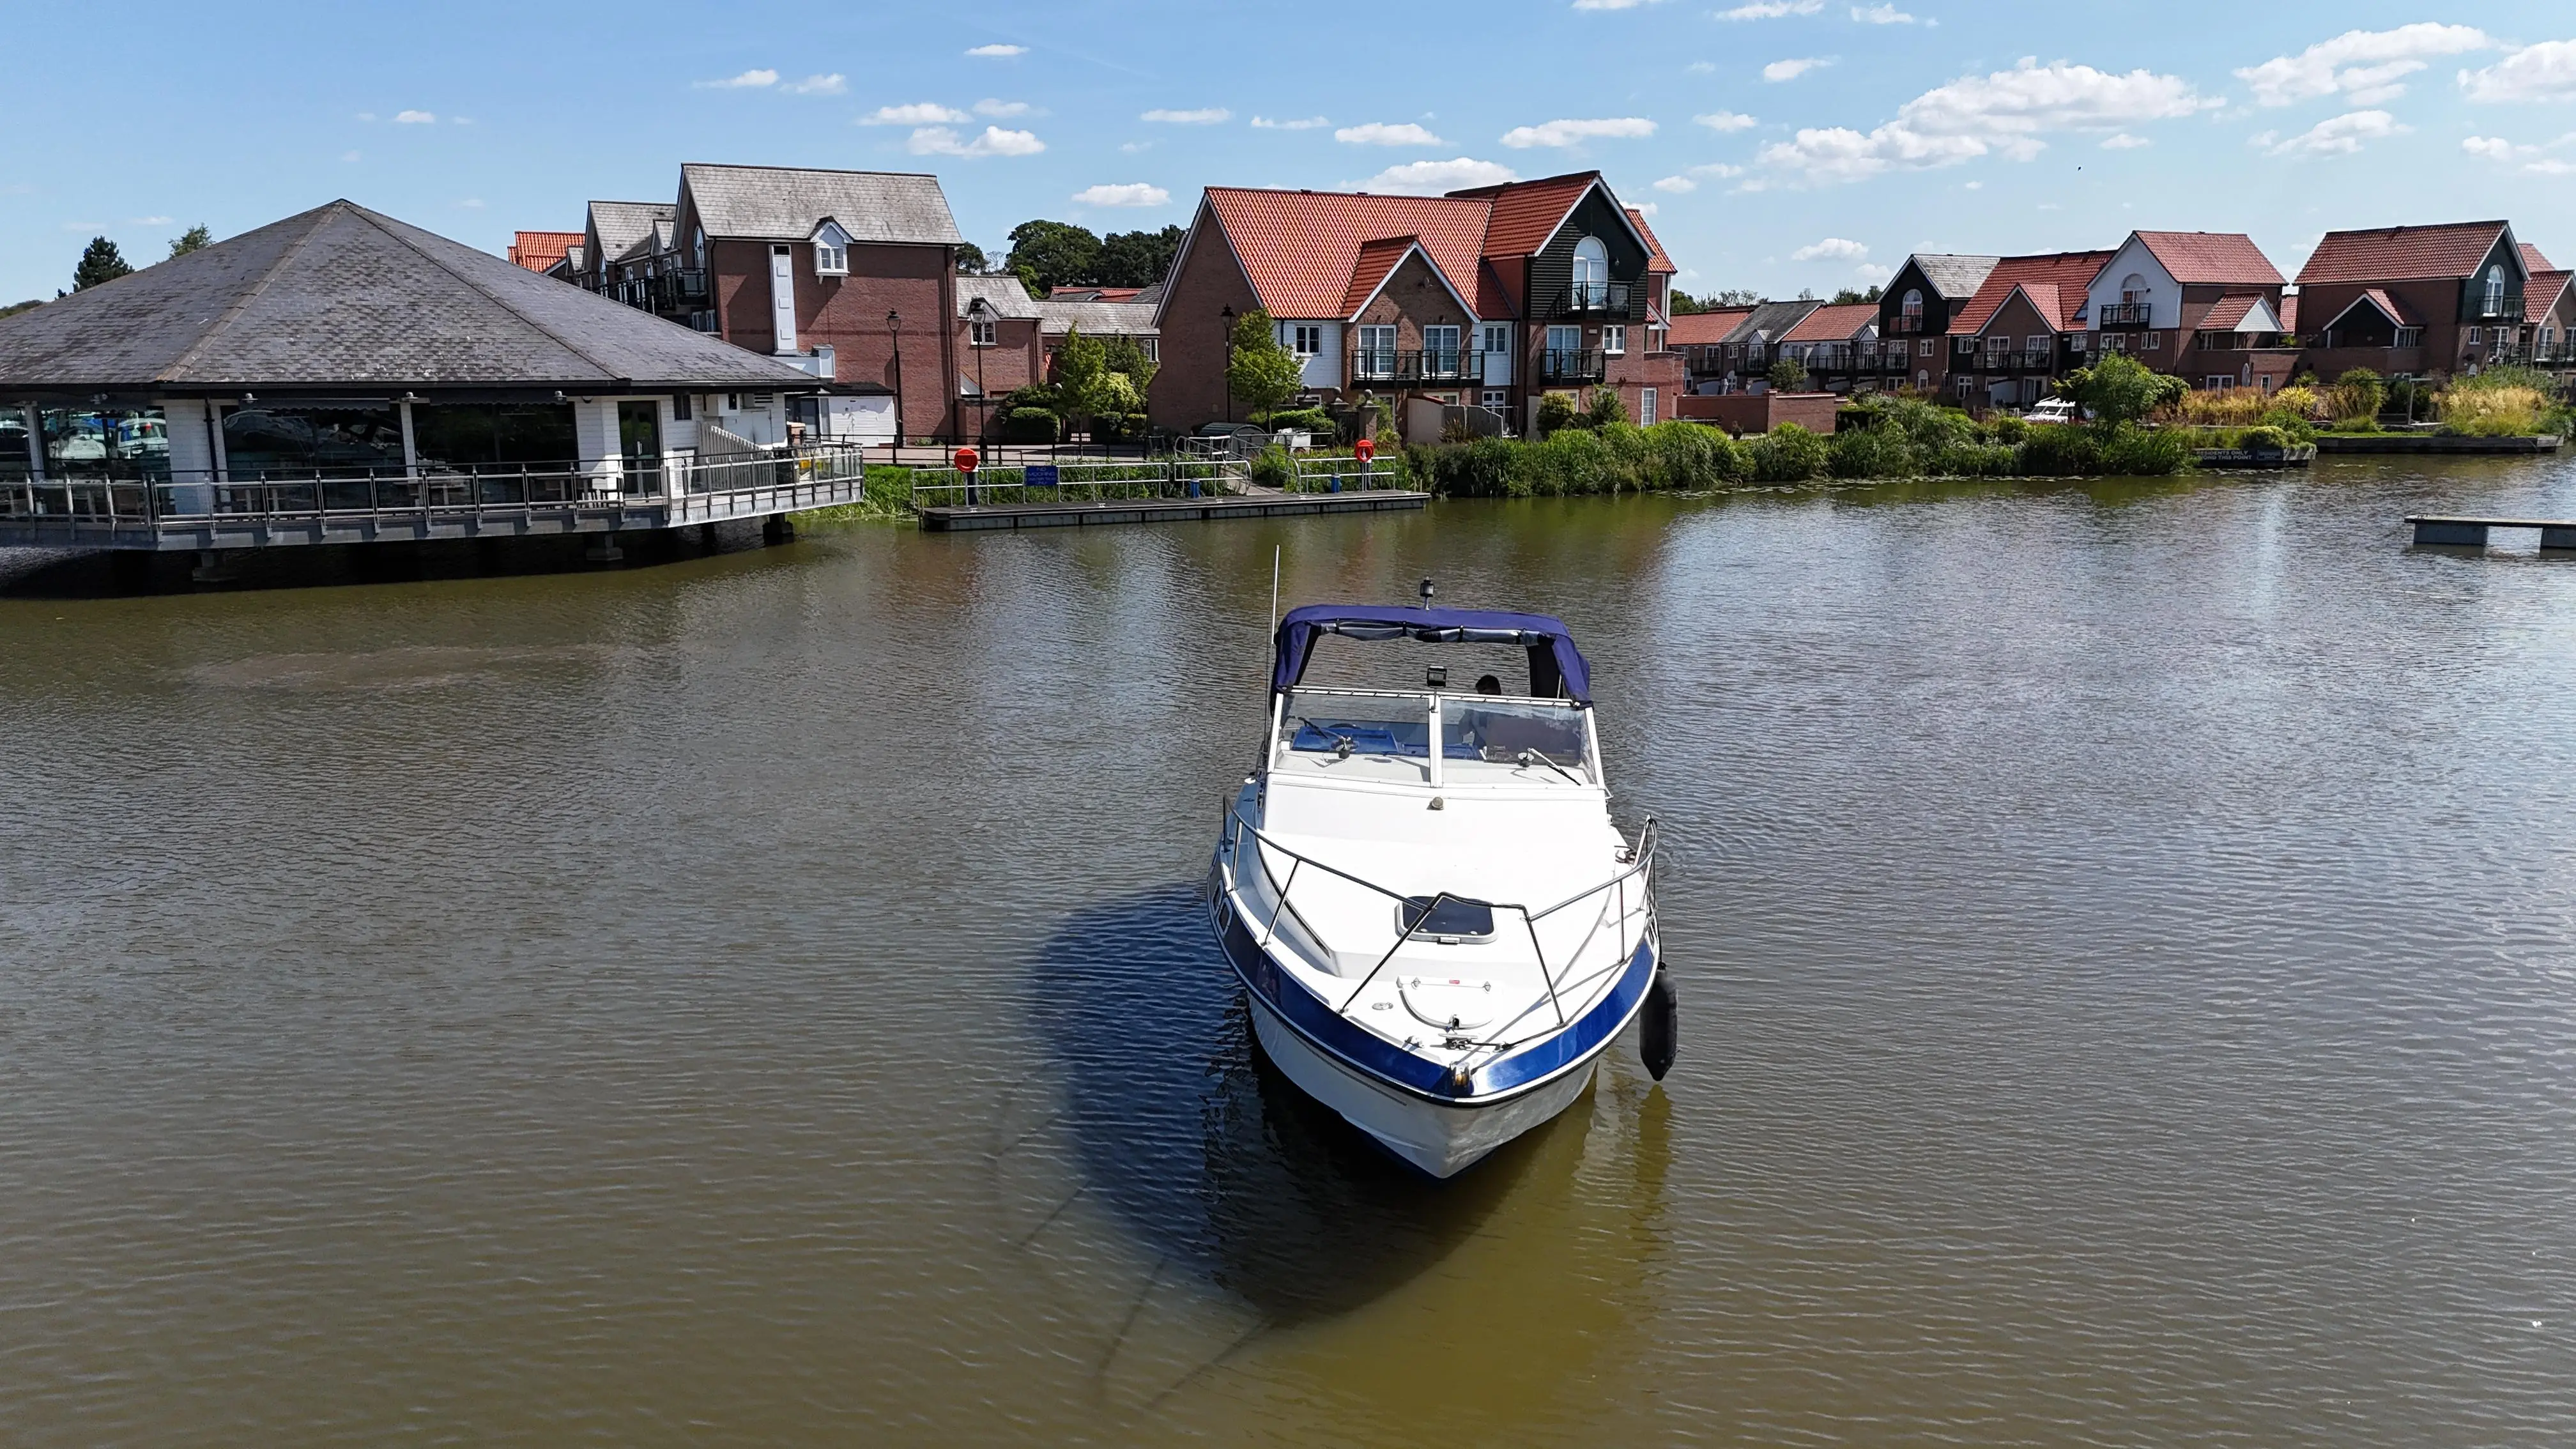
[1400,976,1498,1031]
[1400,895,1495,939]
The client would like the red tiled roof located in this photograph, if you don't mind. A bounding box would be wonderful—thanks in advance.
[2519,242,2556,273]
[2527,271,2572,324]
[2133,231,2282,286]
[1627,208,1676,275]
[1666,307,1753,346]
[1340,236,1422,315]
[2296,221,2511,284]
[2195,293,2273,332]
[1950,251,2114,334]
[1205,188,1491,319]
[1779,302,1879,342]
[507,230,582,272]
[1202,171,1662,321]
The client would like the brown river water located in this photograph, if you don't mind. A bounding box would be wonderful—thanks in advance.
[3,457,2573,1445]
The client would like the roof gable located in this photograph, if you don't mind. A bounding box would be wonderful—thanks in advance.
[1666,307,1752,346]
[1781,302,1878,342]
[2319,288,2422,331]
[586,201,673,266]
[2131,231,2282,286]
[1951,250,2114,333]
[0,201,822,392]
[1906,254,2002,300]
[2297,221,2515,284]
[1202,188,1492,319]
[2196,294,2282,332]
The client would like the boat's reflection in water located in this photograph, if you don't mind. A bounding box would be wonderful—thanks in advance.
[1012,885,1669,1421]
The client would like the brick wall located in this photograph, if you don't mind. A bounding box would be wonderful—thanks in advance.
[1147,221,1262,433]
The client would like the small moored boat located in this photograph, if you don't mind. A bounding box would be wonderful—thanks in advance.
[1208,599,1669,1177]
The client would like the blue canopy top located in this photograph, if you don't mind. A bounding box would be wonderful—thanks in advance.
[1272,604,1592,703]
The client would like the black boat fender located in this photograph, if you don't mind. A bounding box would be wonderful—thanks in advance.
[1639,962,1677,1081]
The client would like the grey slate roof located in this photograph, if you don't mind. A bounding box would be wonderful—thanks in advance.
[1037,298,1160,337]
[681,164,965,245]
[0,201,823,393]
[1721,299,1824,346]
[1911,254,2002,300]
[588,201,674,264]
[955,275,1042,320]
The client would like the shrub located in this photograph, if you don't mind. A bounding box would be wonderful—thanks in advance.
[1000,407,1059,443]
[1535,392,1581,436]
[1931,440,2018,477]
[2269,385,2324,421]
[2166,390,2269,427]
[1765,358,1809,392]
[1747,422,1828,482]
[1402,422,1748,497]
[1827,424,1915,479]
[1986,414,2029,445]
[1248,443,1292,490]
[2330,369,2385,422]
[1584,387,1627,429]
[2014,424,2101,476]
[2095,422,2193,475]
[2436,384,2546,436]
[1255,406,1335,435]
[1639,420,1750,488]
[2238,425,2291,452]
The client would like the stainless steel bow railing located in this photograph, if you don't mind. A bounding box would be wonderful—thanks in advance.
[1218,807,1658,1050]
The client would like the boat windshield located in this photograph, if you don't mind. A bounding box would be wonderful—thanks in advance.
[1277,689,1591,774]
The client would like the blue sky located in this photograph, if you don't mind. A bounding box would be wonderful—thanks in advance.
[6,1,2575,304]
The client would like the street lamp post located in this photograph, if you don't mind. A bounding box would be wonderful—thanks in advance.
[887,309,904,464]
[1220,304,1235,425]
[967,295,991,447]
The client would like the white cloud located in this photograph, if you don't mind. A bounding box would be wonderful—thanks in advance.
[863,102,971,125]
[783,74,847,96]
[974,98,1031,117]
[1694,110,1758,131]
[965,43,1025,57]
[1763,57,1828,82]
[458,198,485,209]
[1751,57,2211,186]
[452,116,473,125]
[1651,162,1744,192]
[1071,183,1172,207]
[2461,40,2576,103]
[1337,121,1445,146]
[1853,262,1893,282]
[694,70,777,90]
[1141,107,1230,124]
[2101,132,2150,148]
[2235,24,2489,107]
[355,112,376,122]
[1851,4,1915,22]
[907,125,1045,157]
[2460,132,2576,175]
[1252,115,1330,130]
[341,150,361,162]
[1687,61,1717,73]
[1632,200,1659,215]
[130,215,173,226]
[1499,116,1656,147]
[1119,141,1153,153]
[1349,157,1520,194]
[394,109,436,124]
[1791,236,1868,261]
[1719,1,1820,17]
[2258,109,2405,157]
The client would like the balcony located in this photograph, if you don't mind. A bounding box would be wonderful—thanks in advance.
[1537,348,1606,385]
[2097,301,2152,327]
[1543,282,1633,319]
[1890,313,1930,334]
[1974,349,2058,373]
[1346,348,1483,385]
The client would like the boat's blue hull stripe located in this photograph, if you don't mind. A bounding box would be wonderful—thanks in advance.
[1209,880,1656,1103]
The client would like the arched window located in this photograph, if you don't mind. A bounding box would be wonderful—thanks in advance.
[2120,273,2148,303]
[1900,288,1923,323]
[1572,236,1609,307]
[2485,264,2506,316]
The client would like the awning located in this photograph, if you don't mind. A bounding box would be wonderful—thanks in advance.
[1272,603,1593,702]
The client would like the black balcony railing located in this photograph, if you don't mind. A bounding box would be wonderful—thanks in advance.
[1538,348,1606,383]
[2098,301,2152,326]
[1544,282,1633,319]
[1347,348,1483,385]
[1890,313,1929,334]
[1975,349,2058,372]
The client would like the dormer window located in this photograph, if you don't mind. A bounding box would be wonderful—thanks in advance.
[813,221,850,277]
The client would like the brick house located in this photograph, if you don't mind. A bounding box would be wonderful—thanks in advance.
[951,278,1162,438]
[2518,243,2574,369]
[507,231,582,274]
[1698,300,1820,392]
[1875,254,1999,394]
[1942,250,2117,409]
[1670,306,1753,392]
[2293,220,2534,385]
[2084,231,2295,395]
[1149,171,1683,438]
[1774,302,1906,395]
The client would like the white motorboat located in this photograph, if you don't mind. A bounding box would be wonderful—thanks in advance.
[1208,599,1672,1178]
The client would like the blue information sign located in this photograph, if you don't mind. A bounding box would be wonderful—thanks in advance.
[1024,464,1060,489]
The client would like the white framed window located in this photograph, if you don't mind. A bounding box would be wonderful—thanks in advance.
[1639,387,1657,425]
[2484,264,2506,316]
[2143,331,2161,350]
[1983,334,2009,353]
[1954,374,1974,396]
[2205,376,2232,391]
[812,222,849,277]
[2393,326,2419,348]
[2490,326,2513,348]
[1572,236,1609,307]
[1482,324,1510,354]
[1917,339,1934,357]
[1602,325,1626,356]
[2025,335,2047,353]
[1480,388,1508,410]
[2070,332,2088,351]
[2104,332,2127,352]
[1423,325,1460,360]
[969,319,997,347]
[1290,325,1322,356]
[1355,324,1396,378]
[1137,337,1158,361]
[1956,336,1977,355]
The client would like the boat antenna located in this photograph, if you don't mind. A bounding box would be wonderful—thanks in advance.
[1269,544,1282,638]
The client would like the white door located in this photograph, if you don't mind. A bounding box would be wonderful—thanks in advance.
[825,394,895,441]
[770,246,797,355]
[1639,387,1656,425]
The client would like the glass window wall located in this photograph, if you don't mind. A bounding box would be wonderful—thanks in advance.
[220,404,404,479]
[40,406,171,481]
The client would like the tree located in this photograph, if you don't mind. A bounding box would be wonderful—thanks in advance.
[1671,287,1762,313]
[954,241,990,275]
[2332,367,2386,422]
[167,225,213,259]
[1052,326,1114,437]
[1766,358,1809,392]
[0,299,40,320]
[1101,332,1158,394]
[1535,392,1581,436]
[1004,220,1101,296]
[2057,352,2187,425]
[1096,225,1183,289]
[72,236,132,291]
[1830,283,1884,305]
[1583,387,1627,428]
[1225,308,1302,417]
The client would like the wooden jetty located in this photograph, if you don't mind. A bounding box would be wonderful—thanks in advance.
[919,489,1428,532]
[2406,515,2576,549]
[2320,434,2562,455]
